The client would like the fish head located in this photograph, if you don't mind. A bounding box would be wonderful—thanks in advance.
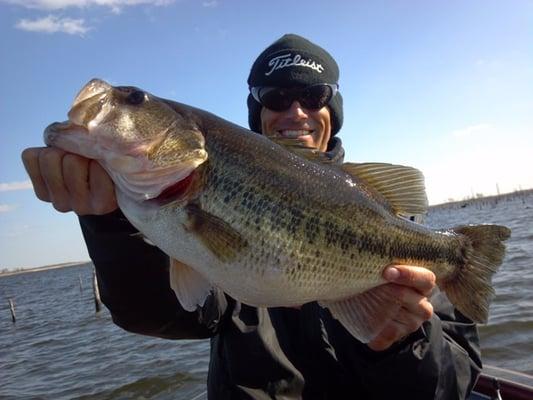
[44,79,208,202]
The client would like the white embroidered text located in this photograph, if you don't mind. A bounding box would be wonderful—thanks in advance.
[265,53,324,76]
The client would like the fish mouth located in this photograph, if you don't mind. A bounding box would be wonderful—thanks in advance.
[44,121,99,158]
[44,121,88,140]
[44,119,206,203]
[44,79,113,153]
[71,79,111,108]
[43,78,209,203]
[68,79,112,128]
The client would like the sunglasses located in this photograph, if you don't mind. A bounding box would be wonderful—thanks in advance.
[250,83,338,112]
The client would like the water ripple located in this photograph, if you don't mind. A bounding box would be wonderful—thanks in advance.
[1,192,532,398]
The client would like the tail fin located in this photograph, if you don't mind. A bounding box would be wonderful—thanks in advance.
[441,224,511,323]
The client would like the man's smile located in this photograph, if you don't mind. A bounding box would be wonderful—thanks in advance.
[276,129,314,139]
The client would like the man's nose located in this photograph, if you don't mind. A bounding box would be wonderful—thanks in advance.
[285,101,309,118]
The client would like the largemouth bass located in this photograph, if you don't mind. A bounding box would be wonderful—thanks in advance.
[44,79,510,342]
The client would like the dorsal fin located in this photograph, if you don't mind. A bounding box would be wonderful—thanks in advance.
[342,162,428,216]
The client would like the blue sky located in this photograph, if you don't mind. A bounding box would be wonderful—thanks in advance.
[0,0,532,269]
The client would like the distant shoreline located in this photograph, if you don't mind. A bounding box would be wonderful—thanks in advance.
[430,188,533,210]
[0,261,91,277]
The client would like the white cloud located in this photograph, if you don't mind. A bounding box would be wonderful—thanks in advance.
[0,204,18,213]
[2,0,174,12]
[0,180,33,192]
[202,0,217,7]
[451,123,492,138]
[16,15,90,35]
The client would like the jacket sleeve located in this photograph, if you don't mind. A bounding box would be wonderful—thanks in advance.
[79,210,224,340]
[325,291,482,399]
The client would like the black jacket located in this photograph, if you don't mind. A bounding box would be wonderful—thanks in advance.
[79,138,481,399]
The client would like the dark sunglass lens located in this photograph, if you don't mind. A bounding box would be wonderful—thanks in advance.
[260,88,293,111]
[255,85,335,111]
[300,85,332,110]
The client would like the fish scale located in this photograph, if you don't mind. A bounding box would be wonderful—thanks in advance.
[44,79,511,342]
[193,142,451,302]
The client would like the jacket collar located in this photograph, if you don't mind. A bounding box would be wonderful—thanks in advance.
[324,137,345,165]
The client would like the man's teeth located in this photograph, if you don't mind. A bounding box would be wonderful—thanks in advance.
[279,130,312,138]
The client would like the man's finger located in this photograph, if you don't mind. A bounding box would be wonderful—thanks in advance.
[383,265,436,296]
[400,293,434,321]
[21,147,50,202]
[368,321,408,351]
[88,160,118,215]
[63,154,91,214]
[379,283,434,320]
[367,304,430,351]
[38,148,71,212]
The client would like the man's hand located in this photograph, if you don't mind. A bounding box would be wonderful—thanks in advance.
[21,147,118,215]
[367,265,436,351]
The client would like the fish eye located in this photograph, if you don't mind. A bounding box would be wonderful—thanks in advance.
[126,90,145,105]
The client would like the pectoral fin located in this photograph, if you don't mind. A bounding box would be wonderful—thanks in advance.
[185,203,248,262]
[320,284,403,343]
[169,258,213,312]
[342,162,428,217]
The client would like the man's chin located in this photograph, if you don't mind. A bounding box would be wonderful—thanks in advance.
[264,132,318,149]
[296,135,317,148]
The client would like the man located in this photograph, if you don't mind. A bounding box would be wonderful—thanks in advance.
[22,34,481,399]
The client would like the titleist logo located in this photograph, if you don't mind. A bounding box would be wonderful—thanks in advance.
[265,53,324,76]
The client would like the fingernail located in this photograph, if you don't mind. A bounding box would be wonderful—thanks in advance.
[384,267,400,281]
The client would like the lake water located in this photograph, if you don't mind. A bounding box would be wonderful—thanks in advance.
[1,191,532,399]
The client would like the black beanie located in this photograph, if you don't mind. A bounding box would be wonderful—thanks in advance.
[247,34,343,136]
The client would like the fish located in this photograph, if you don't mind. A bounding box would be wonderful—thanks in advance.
[43,79,511,342]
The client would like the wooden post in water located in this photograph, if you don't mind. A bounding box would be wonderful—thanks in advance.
[92,269,102,313]
[79,273,83,292]
[8,298,16,323]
